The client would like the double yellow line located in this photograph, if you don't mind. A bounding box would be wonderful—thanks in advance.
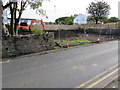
[87,68,119,88]
[75,63,119,88]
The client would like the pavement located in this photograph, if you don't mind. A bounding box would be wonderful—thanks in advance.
[105,76,119,88]
[2,40,119,88]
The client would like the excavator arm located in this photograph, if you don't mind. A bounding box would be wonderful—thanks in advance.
[29,19,45,30]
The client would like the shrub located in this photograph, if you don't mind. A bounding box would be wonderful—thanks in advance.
[31,28,45,35]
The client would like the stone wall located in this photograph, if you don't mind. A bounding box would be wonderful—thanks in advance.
[2,33,54,58]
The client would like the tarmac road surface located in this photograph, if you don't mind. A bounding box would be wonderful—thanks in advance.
[2,41,118,88]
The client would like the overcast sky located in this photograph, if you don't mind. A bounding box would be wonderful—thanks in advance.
[21,0,119,22]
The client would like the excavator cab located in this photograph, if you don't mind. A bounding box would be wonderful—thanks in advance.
[20,22,28,26]
[18,19,45,35]
[18,22,31,35]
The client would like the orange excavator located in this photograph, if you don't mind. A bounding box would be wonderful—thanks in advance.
[18,19,45,34]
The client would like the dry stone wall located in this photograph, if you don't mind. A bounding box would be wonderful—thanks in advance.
[2,33,54,58]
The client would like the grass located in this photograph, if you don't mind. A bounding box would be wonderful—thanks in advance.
[55,40,91,45]
[54,46,62,49]
[54,39,91,49]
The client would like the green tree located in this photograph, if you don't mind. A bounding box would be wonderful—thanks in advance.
[86,1,110,24]
[87,16,95,24]
[101,17,109,23]
[2,0,47,36]
[55,16,74,25]
[74,14,79,18]
[109,17,119,22]
[49,22,53,25]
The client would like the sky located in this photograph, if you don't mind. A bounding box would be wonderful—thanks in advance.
[14,0,120,22]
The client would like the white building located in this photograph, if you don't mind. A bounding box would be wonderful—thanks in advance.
[74,14,87,24]
[3,10,8,24]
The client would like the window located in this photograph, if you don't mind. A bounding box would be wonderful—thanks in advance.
[76,19,78,22]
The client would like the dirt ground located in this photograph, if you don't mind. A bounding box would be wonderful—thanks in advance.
[57,33,119,42]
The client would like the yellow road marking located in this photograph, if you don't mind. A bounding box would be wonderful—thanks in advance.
[0,60,10,64]
[92,64,97,67]
[86,68,119,88]
[75,63,119,88]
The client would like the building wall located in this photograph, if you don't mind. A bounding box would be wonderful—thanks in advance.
[19,19,34,25]
[3,10,8,24]
[7,18,35,25]
[74,14,87,24]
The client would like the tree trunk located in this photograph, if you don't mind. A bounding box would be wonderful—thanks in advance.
[16,2,26,27]
[10,5,14,36]
[95,18,98,24]
[14,2,17,35]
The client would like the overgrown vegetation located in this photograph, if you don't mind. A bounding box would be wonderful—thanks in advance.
[108,17,119,22]
[31,28,45,35]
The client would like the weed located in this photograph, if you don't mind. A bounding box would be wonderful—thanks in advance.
[31,28,45,35]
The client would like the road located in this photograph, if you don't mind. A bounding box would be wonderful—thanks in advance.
[2,41,118,88]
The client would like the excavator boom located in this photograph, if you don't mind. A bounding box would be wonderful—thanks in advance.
[29,19,45,30]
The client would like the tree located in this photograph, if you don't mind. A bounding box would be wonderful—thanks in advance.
[0,0,3,36]
[87,16,95,24]
[1,0,10,37]
[86,1,110,24]
[74,14,79,18]
[55,16,74,25]
[109,17,119,22]
[101,17,109,23]
[2,1,15,36]
[48,22,53,25]
[2,0,47,36]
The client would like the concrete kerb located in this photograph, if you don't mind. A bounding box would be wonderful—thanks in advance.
[2,40,117,62]
[2,47,67,61]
